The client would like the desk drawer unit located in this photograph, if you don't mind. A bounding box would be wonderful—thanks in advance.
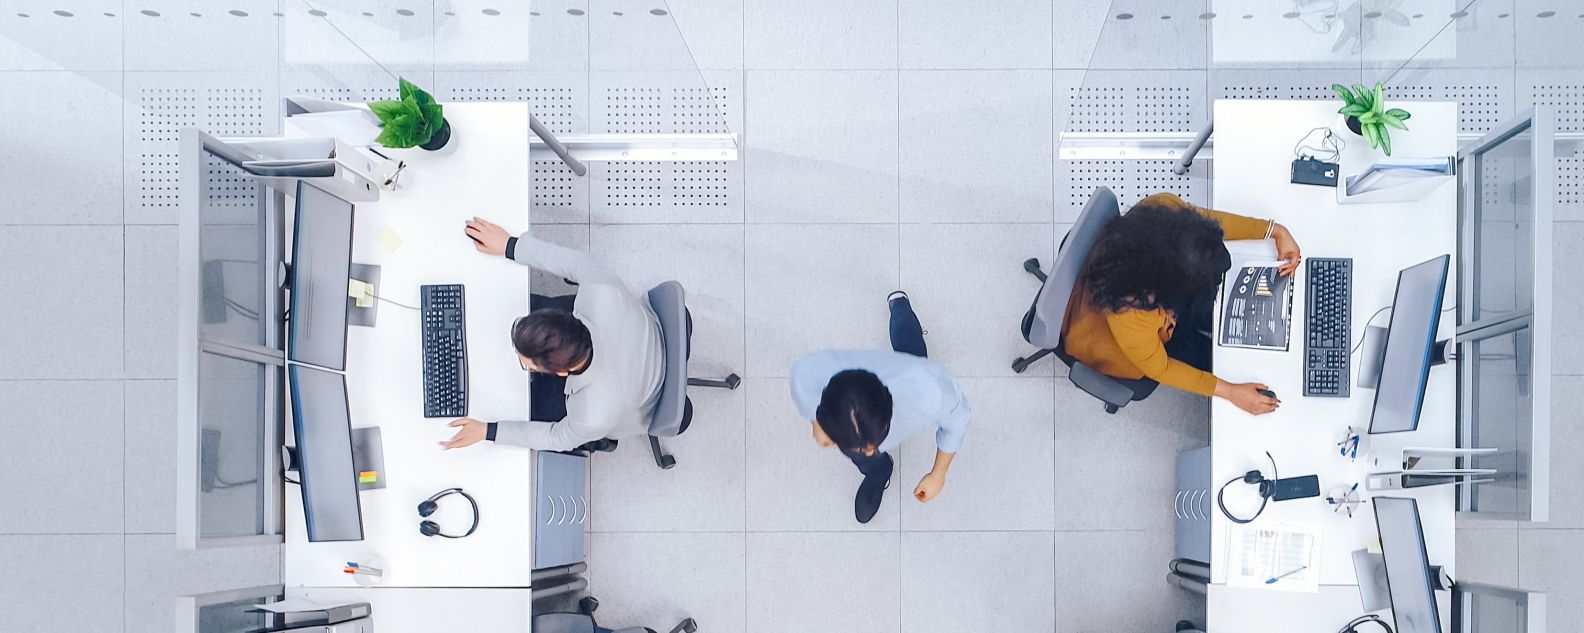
[534,452,589,570]
[1174,447,1213,565]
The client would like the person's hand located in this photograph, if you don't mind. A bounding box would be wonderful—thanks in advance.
[440,418,487,450]
[464,217,511,257]
[1272,223,1302,277]
[1215,380,1280,415]
[914,471,946,503]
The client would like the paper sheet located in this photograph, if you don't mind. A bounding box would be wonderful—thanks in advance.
[1225,521,1322,592]
[376,226,404,253]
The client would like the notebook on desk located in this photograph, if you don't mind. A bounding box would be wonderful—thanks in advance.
[1219,260,1294,351]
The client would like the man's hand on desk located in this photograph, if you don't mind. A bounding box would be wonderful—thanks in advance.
[440,418,488,450]
[464,217,510,257]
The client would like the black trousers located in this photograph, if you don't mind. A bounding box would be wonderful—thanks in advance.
[844,296,929,478]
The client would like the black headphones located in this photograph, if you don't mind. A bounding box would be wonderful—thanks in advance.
[1337,615,1393,633]
[1217,451,1279,524]
[417,488,479,538]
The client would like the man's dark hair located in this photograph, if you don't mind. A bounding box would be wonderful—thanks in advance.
[511,309,592,373]
[1080,200,1227,313]
[816,370,893,455]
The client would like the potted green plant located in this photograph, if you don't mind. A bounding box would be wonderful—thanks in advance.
[369,77,450,151]
[1331,82,1410,156]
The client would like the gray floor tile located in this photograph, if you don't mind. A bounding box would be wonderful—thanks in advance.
[592,0,743,71]
[0,2,122,71]
[744,224,898,377]
[1053,382,1209,531]
[1519,529,1584,632]
[1459,525,1520,586]
[590,224,746,377]
[526,223,591,299]
[0,71,123,225]
[900,531,1055,633]
[1523,375,1582,528]
[0,381,124,534]
[280,1,434,73]
[524,0,591,72]
[747,531,901,633]
[124,534,280,633]
[900,0,1052,69]
[587,532,747,631]
[1052,0,1109,69]
[745,0,897,70]
[434,0,531,71]
[0,535,123,632]
[898,378,1056,531]
[0,226,124,379]
[1515,2,1577,69]
[125,226,176,379]
[591,386,746,532]
[125,0,278,71]
[125,380,176,534]
[745,378,900,531]
[744,71,899,223]
[1086,0,1209,70]
[1363,0,1515,73]
[899,70,1054,223]
[1053,530,1202,632]
[900,223,1055,377]
[1555,223,1583,375]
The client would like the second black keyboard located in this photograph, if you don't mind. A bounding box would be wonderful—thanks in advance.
[421,284,468,418]
[1304,258,1352,397]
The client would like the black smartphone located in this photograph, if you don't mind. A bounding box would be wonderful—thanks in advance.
[1272,475,1322,501]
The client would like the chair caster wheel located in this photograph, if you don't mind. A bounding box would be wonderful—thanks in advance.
[680,618,698,633]
[579,596,600,614]
[659,455,676,469]
[1011,358,1030,373]
[1022,258,1042,274]
[724,373,741,390]
[1104,404,1120,414]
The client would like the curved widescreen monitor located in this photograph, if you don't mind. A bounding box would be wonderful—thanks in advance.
[1374,497,1442,633]
[288,364,363,542]
[1369,255,1450,434]
[287,182,355,371]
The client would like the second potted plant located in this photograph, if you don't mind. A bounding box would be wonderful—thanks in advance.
[369,77,450,151]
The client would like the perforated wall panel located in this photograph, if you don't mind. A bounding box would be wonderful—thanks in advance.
[1059,159,1210,219]
[1521,79,1584,133]
[127,74,277,223]
[589,73,741,221]
[1068,71,1207,133]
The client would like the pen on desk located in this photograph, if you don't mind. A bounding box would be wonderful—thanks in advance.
[1265,565,1308,584]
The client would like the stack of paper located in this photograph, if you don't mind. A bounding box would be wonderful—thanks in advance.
[1343,156,1455,198]
[1225,522,1323,593]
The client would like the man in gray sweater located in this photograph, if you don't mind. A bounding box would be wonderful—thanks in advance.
[440,217,665,452]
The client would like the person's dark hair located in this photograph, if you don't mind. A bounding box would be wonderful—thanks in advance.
[511,309,592,373]
[1081,200,1226,312]
[816,370,893,455]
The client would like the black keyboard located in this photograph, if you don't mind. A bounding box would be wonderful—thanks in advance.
[421,284,468,418]
[1304,258,1352,397]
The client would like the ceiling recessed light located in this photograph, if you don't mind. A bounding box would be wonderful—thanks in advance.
[53,10,73,16]
[1115,12,1133,19]
[1364,10,1383,18]
[1537,11,1555,18]
[308,9,327,16]
[1198,12,1215,19]
[483,8,501,15]
[397,9,414,16]
[567,8,585,15]
[1283,11,1300,18]
[651,8,668,16]
[140,9,159,16]
[229,10,248,17]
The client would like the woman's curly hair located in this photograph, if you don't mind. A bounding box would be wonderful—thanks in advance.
[1081,200,1226,313]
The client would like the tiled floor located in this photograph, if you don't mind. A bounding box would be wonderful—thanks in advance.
[1,0,1581,632]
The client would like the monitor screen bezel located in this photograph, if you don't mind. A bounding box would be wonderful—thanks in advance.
[285,181,355,371]
[1368,255,1450,434]
[286,364,364,543]
[1373,496,1443,633]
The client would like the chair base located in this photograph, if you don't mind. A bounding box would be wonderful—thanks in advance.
[667,618,698,633]
[686,374,741,390]
[649,435,677,470]
[1011,347,1054,373]
[1022,257,1048,283]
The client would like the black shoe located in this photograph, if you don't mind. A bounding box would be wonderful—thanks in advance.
[854,473,892,524]
[578,438,619,453]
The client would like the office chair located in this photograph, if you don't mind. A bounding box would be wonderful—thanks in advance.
[646,281,741,469]
[1012,186,1158,414]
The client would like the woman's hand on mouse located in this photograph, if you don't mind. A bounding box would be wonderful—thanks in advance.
[1272,223,1302,277]
[1216,379,1280,415]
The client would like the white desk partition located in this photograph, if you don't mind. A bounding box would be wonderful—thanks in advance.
[1208,101,1459,631]
[282,103,536,589]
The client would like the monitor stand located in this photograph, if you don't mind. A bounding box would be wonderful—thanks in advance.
[347,263,381,328]
[1356,325,1452,389]
[1353,550,1452,610]
[281,427,385,491]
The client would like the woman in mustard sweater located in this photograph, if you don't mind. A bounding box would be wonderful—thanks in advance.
[1062,193,1302,415]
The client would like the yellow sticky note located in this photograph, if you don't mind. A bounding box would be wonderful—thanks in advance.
[376,227,404,253]
[347,279,375,308]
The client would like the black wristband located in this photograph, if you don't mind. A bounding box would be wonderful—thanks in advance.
[505,236,518,260]
[486,422,498,442]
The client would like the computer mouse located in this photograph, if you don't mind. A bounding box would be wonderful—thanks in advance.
[1258,389,1278,399]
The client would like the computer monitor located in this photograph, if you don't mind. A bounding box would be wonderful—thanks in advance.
[1369,255,1451,434]
[287,364,364,542]
[287,182,355,371]
[1373,497,1442,633]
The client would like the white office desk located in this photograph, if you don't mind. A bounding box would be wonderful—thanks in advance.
[1207,100,1459,631]
[281,103,537,589]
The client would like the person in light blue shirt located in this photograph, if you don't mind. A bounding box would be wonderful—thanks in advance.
[789,292,971,524]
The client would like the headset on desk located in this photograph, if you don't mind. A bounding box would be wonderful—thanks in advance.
[417,488,480,538]
[1217,451,1279,524]
[1337,614,1393,633]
